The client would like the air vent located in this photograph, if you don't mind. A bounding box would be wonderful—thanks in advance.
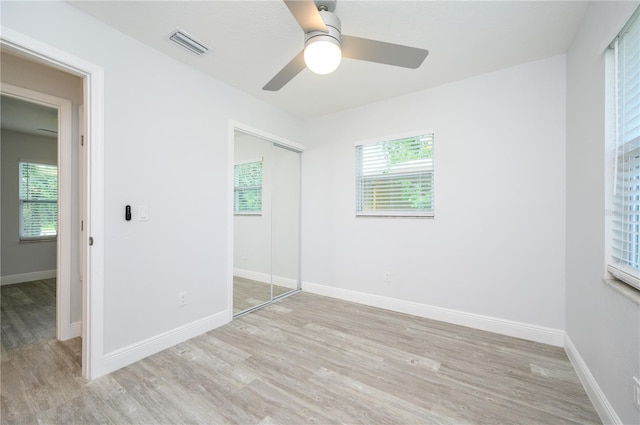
[168,29,210,56]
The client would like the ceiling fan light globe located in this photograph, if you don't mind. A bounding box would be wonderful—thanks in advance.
[304,36,342,75]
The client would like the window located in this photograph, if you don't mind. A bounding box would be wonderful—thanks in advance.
[356,133,434,217]
[234,160,263,214]
[19,161,58,240]
[608,7,640,290]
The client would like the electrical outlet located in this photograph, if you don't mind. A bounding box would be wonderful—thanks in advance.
[384,272,391,282]
[179,291,187,307]
[633,376,640,410]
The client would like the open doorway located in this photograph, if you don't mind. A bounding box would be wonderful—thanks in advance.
[0,95,66,350]
[1,55,79,345]
[0,45,102,378]
[1,29,105,380]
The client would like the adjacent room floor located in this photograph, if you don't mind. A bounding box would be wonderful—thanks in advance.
[1,287,600,424]
[1,278,56,353]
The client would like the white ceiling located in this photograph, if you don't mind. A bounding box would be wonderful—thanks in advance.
[1,95,58,138]
[72,1,587,120]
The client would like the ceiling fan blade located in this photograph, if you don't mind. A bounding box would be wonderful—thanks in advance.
[284,0,328,33]
[342,35,429,69]
[263,50,306,91]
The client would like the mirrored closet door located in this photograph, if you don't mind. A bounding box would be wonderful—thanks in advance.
[233,130,301,315]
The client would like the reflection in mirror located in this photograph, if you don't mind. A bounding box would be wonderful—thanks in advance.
[233,132,271,313]
[233,131,301,315]
[271,144,300,297]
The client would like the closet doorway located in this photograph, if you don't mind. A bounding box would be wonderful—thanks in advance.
[232,128,301,316]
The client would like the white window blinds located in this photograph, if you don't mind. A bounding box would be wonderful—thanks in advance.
[234,160,263,213]
[356,133,434,217]
[609,7,640,290]
[19,162,58,239]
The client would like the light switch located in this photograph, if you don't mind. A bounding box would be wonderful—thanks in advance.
[138,206,149,221]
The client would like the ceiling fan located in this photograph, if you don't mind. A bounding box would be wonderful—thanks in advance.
[263,0,429,91]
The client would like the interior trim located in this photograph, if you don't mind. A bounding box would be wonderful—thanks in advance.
[303,281,565,347]
[102,311,230,376]
[0,270,56,286]
[565,334,621,425]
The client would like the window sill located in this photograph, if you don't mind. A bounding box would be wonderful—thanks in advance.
[20,237,56,243]
[603,278,640,306]
[356,212,435,219]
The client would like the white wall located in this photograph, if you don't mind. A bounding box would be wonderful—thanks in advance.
[1,130,57,278]
[1,1,302,357]
[565,2,640,424]
[302,55,567,333]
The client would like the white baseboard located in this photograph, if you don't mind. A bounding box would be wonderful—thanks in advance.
[234,268,270,285]
[102,310,230,375]
[564,334,621,425]
[70,321,82,338]
[302,281,565,347]
[273,275,298,290]
[234,268,298,290]
[1,269,56,285]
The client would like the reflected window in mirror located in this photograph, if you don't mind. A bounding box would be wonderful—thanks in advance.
[234,159,263,215]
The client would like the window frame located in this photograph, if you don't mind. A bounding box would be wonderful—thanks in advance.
[18,160,58,242]
[607,6,640,291]
[355,131,435,218]
[233,158,263,215]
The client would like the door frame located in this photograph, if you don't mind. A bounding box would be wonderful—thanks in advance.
[1,84,74,341]
[1,27,105,379]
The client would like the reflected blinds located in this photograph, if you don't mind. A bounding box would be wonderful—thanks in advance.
[234,160,263,213]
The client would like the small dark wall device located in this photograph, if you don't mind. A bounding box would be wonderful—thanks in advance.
[125,205,132,221]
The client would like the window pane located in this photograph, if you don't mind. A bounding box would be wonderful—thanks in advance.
[19,162,58,238]
[21,201,58,238]
[19,162,58,201]
[234,161,263,213]
[361,173,433,211]
[356,134,434,216]
[610,9,640,289]
[235,161,262,187]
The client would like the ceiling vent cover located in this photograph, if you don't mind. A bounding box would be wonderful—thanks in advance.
[168,29,210,56]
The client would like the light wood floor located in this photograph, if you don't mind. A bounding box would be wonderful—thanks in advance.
[233,276,293,314]
[2,291,600,424]
[1,279,56,353]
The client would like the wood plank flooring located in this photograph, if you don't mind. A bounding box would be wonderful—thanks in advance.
[233,277,293,314]
[1,279,56,353]
[2,292,600,424]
